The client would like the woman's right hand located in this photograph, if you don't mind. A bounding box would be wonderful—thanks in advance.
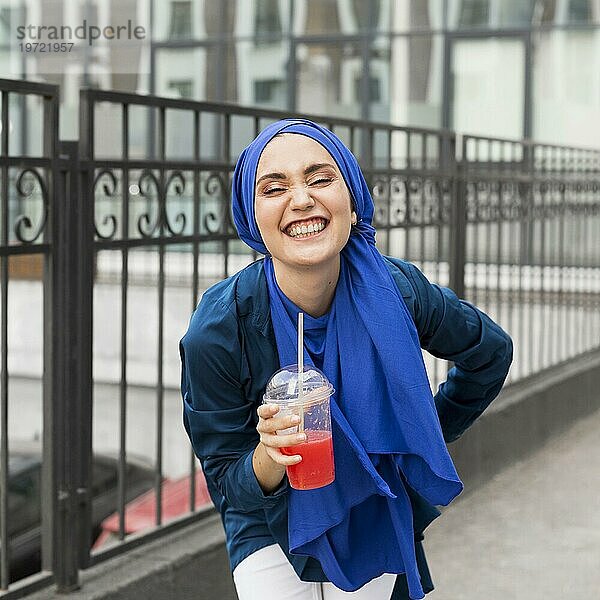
[252,404,306,494]
[256,404,307,466]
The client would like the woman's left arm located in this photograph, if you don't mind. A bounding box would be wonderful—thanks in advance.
[391,259,514,443]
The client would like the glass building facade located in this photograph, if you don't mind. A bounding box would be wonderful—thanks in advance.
[1,0,600,147]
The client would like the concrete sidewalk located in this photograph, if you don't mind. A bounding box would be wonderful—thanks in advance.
[424,407,600,599]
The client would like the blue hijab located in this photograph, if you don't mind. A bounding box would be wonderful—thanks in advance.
[232,120,463,599]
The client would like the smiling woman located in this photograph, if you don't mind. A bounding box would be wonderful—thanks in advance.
[254,134,357,317]
[180,119,513,600]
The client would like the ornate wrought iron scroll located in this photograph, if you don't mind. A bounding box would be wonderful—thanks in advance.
[201,171,235,236]
[93,169,119,240]
[93,168,190,241]
[13,167,49,244]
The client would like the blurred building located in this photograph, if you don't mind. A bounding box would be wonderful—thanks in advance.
[0,0,599,148]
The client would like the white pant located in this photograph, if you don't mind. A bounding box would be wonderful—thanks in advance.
[233,544,397,600]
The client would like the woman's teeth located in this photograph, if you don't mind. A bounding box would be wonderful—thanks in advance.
[287,220,326,238]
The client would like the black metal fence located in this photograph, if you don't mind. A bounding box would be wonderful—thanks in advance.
[459,136,600,380]
[0,77,599,597]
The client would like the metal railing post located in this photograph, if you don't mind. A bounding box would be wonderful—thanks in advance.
[40,85,60,584]
[449,134,466,299]
[76,93,95,572]
[49,140,94,592]
[0,88,10,593]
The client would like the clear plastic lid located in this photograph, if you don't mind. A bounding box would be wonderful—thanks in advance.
[263,364,334,407]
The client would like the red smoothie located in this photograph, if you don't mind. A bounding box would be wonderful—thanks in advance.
[281,429,334,490]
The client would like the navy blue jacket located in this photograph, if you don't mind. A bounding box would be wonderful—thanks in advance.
[180,256,513,598]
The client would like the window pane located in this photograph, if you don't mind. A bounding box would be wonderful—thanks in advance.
[256,0,282,36]
[235,39,290,108]
[155,48,208,99]
[567,0,597,23]
[0,6,13,46]
[371,35,443,129]
[254,79,285,103]
[0,48,10,82]
[157,42,259,105]
[153,0,238,41]
[157,40,290,107]
[154,0,193,40]
[451,37,525,138]
[538,0,600,24]
[296,43,362,118]
[167,79,194,98]
[496,0,536,26]
[449,0,541,28]
[462,0,489,25]
[169,1,193,39]
[533,29,600,146]
[235,0,291,39]
[451,0,490,27]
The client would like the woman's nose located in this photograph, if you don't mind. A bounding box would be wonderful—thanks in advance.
[289,185,315,210]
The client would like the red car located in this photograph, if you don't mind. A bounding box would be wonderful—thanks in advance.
[93,469,213,549]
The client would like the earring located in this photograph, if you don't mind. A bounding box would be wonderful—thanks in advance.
[351,214,358,226]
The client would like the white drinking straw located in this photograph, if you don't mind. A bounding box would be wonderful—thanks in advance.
[297,312,304,433]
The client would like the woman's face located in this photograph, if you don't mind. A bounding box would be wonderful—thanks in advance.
[254,134,356,272]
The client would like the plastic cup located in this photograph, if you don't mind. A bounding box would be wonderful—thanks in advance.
[263,365,335,490]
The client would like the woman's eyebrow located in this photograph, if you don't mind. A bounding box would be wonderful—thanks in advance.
[304,162,336,175]
[255,163,336,187]
[256,172,286,186]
